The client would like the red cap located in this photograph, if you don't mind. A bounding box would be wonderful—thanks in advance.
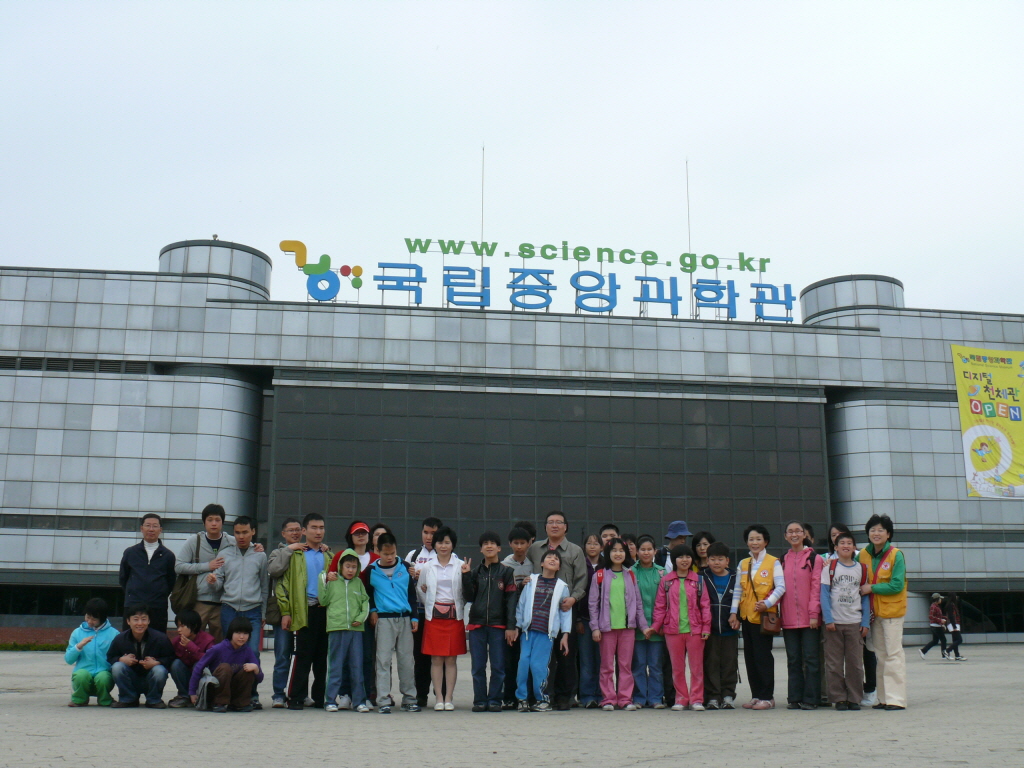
[348,522,370,535]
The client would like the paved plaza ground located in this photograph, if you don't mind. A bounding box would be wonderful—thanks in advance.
[1,643,1020,767]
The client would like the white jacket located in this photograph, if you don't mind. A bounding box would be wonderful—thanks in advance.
[515,574,572,639]
[418,556,466,620]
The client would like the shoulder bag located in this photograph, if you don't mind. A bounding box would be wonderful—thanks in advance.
[169,533,202,614]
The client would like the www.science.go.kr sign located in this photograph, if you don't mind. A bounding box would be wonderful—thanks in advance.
[280,238,795,321]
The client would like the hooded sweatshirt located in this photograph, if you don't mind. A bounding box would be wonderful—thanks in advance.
[65,620,120,675]
[318,548,370,632]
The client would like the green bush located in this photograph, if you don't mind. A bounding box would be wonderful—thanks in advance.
[0,642,64,651]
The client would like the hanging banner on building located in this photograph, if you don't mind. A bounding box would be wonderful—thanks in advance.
[951,345,1024,498]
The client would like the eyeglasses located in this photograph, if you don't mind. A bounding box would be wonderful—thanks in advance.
[547,520,566,527]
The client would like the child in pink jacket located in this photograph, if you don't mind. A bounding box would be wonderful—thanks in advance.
[779,521,823,709]
[652,545,711,711]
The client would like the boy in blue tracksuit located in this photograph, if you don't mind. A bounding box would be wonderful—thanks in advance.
[365,532,421,713]
[514,550,571,712]
[700,542,740,709]
[65,598,120,707]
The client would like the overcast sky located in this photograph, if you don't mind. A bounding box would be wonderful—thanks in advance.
[2,1,1021,322]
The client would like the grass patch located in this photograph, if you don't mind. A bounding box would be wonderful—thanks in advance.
[0,642,64,651]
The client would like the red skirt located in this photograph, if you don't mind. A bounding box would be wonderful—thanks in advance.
[422,615,467,657]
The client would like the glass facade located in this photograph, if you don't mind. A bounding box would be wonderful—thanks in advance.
[271,387,828,550]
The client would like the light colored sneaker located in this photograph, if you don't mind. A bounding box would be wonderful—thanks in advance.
[955,655,967,661]
[324,704,339,712]
[859,691,877,707]
[303,697,315,707]
[706,700,720,710]
[653,702,667,709]
[337,695,353,710]
[356,703,371,713]
[918,648,927,660]
[690,702,705,711]
[434,701,445,711]
[363,700,375,710]
[271,698,286,709]
[624,703,638,711]
[671,704,685,711]
[602,703,615,711]
[444,702,455,711]
[722,696,736,709]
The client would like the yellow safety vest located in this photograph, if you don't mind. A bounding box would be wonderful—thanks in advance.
[738,553,779,624]
[858,545,907,619]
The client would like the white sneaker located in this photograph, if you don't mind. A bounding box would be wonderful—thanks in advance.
[918,648,927,660]
[444,702,455,711]
[653,702,667,709]
[602,704,615,711]
[337,695,353,710]
[690,702,705,711]
[671,704,685,711]
[722,696,736,709]
[624,703,637,711]
[303,697,315,707]
[324,704,339,712]
[955,656,966,661]
[363,700,376,710]
[860,691,877,707]
[434,702,445,711]
[355,703,371,713]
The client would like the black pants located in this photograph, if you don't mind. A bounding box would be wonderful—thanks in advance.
[289,605,328,706]
[124,607,168,635]
[741,619,775,701]
[921,627,947,655]
[863,646,876,694]
[948,630,963,658]
[703,634,739,702]
[549,626,578,707]
[783,627,821,706]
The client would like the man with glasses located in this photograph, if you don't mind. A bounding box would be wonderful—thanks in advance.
[527,510,588,710]
[267,517,313,707]
[118,514,176,634]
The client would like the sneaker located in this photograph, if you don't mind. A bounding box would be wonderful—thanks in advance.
[918,648,927,660]
[585,700,600,709]
[401,703,421,713]
[752,699,774,710]
[212,704,228,713]
[251,701,262,711]
[742,699,759,709]
[168,696,191,708]
[434,702,445,711]
[355,703,371,713]
[690,702,705,711]
[303,697,315,707]
[532,701,553,712]
[444,702,455,711]
[145,700,167,709]
[671,704,685,711]
[287,701,304,710]
[706,700,720,710]
[234,704,253,713]
[955,656,966,661]
[835,701,849,711]
[602,704,615,711]
[847,702,861,711]
[472,704,487,712]
[379,705,392,714]
[722,697,736,710]
[653,702,667,709]
[624,703,638,711]
[337,695,353,710]
[799,702,817,710]
[325,704,339,712]
[272,698,286,709]
[488,702,502,713]
[518,700,530,713]
[860,691,877,707]
[786,702,801,710]
[502,701,517,710]
[363,700,375,710]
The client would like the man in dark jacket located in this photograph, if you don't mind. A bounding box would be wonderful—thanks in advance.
[108,604,175,707]
[462,531,519,712]
[118,513,176,633]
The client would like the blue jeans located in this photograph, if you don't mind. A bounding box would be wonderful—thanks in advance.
[326,630,364,706]
[111,661,169,704]
[170,659,194,697]
[631,638,664,706]
[577,625,600,705]
[516,632,553,702]
[220,605,263,701]
[469,626,507,706]
[272,624,293,702]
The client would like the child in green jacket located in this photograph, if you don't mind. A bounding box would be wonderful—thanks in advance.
[320,549,370,712]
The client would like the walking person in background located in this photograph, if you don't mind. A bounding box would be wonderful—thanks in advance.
[780,520,822,710]
[919,593,948,660]
[944,593,966,661]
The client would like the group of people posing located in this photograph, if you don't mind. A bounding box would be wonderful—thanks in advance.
[64,506,910,714]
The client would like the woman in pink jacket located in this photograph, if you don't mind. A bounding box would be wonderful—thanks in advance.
[652,545,711,711]
[779,520,823,710]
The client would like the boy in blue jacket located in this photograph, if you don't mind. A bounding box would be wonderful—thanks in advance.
[365,533,421,713]
[65,598,120,707]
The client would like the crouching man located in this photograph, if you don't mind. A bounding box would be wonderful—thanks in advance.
[108,604,174,708]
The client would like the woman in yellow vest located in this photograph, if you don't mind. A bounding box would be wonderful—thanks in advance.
[858,514,907,710]
[728,524,785,710]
